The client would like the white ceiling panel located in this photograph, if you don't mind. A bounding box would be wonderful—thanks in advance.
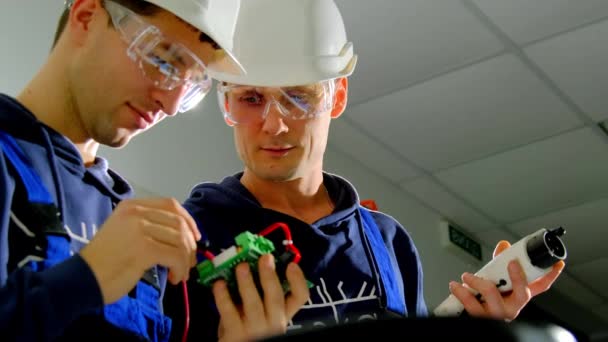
[335,0,505,105]
[473,228,518,256]
[546,272,607,310]
[568,258,608,299]
[593,304,608,332]
[347,54,581,172]
[526,19,608,123]
[328,117,420,182]
[471,0,608,45]
[401,176,501,233]
[436,128,608,223]
[508,198,608,266]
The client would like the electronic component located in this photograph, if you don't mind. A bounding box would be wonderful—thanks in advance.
[195,229,311,302]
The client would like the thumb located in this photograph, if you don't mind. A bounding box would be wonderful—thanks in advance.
[493,240,511,258]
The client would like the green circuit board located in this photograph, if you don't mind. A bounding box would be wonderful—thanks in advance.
[196,231,276,288]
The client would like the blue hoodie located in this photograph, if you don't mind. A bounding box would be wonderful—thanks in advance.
[164,172,427,341]
[0,94,171,341]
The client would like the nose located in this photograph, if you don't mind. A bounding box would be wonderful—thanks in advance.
[151,84,188,116]
[261,100,289,136]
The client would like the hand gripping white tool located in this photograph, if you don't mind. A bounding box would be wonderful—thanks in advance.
[433,227,567,317]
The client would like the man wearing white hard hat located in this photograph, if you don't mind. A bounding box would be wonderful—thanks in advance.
[173,0,565,338]
[0,0,309,341]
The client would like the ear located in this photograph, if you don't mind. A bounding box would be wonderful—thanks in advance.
[330,77,348,119]
[67,0,105,46]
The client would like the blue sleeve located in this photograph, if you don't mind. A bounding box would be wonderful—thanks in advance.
[0,148,104,341]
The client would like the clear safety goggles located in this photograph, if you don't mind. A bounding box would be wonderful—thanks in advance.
[216,80,336,125]
[103,0,211,113]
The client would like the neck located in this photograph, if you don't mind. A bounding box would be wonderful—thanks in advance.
[16,48,98,166]
[241,169,334,224]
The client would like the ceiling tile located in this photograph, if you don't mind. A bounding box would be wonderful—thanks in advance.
[471,0,608,45]
[474,228,520,253]
[401,176,501,233]
[568,258,608,299]
[347,54,581,171]
[328,117,420,182]
[592,304,608,329]
[508,198,608,266]
[335,0,504,104]
[435,128,608,223]
[526,19,608,123]
[543,272,606,309]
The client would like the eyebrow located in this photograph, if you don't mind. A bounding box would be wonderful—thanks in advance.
[284,85,323,96]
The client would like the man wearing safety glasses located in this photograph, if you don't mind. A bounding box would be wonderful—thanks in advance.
[169,0,566,340]
[0,0,309,341]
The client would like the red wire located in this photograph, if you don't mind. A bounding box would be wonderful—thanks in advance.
[181,281,189,342]
[182,249,215,342]
[199,251,215,260]
[287,243,302,264]
[258,222,292,240]
[258,222,301,264]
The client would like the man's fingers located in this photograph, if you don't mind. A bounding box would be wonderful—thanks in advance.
[139,218,197,268]
[508,261,532,305]
[122,200,198,269]
[493,240,511,258]
[137,207,197,250]
[235,262,266,333]
[258,254,287,331]
[529,260,565,296]
[166,200,201,242]
[213,280,244,333]
[284,262,310,320]
[449,281,486,317]
[138,219,186,249]
[461,273,505,319]
[143,235,191,284]
[121,198,201,242]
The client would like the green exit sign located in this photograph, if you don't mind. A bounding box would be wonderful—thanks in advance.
[440,221,482,263]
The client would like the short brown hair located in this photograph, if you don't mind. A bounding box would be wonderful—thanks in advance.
[52,0,219,49]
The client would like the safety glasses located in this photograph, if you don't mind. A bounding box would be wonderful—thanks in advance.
[217,80,336,125]
[104,0,211,113]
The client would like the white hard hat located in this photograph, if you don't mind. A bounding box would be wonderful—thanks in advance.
[207,0,357,87]
[144,0,245,74]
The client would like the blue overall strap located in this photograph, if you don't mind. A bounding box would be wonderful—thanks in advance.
[359,206,406,316]
[0,130,53,205]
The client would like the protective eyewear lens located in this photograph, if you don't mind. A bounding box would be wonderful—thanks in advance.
[217,81,335,124]
[105,0,211,113]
